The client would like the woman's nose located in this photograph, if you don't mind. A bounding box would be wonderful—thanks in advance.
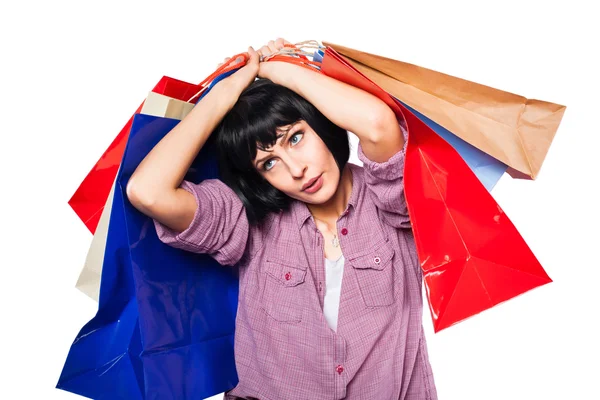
[287,157,307,177]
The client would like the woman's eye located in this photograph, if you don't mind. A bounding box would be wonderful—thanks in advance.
[262,132,304,172]
[290,131,303,145]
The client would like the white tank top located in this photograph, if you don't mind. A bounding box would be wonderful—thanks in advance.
[323,253,345,332]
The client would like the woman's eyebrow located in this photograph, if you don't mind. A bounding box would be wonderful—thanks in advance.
[255,123,301,167]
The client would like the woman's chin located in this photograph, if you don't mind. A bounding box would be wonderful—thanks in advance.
[302,183,336,205]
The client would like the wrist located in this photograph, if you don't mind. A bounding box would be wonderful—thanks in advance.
[211,79,246,106]
[259,62,287,86]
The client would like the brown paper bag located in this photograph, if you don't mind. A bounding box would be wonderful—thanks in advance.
[75,92,194,301]
[322,41,566,179]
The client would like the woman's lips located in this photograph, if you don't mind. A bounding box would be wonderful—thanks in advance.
[303,174,323,193]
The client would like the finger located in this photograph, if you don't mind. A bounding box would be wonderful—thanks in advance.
[267,40,278,54]
[245,46,260,65]
[277,37,292,45]
[259,45,271,58]
[274,38,286,50]
[247,46,258,59]
[231,47,259,82]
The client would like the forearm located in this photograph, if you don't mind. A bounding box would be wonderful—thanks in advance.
[263,61,392,142]
[128,81,242,202]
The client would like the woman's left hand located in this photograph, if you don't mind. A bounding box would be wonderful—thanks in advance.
[257,38,292,79]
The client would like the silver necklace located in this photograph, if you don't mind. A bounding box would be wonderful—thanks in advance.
[314,217,339,248]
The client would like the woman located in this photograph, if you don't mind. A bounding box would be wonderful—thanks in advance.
[127,38,437,400]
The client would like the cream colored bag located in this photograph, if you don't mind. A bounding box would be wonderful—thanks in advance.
[140,91,195,120]
[75,179,116,301]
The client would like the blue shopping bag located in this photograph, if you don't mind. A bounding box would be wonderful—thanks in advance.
[126,114,240,398]
[58,71,242,400]
[395,99,508,191]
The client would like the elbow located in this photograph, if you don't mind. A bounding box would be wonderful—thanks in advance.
[368,105,398,142]
[126,178,156,211]
[126,179,136,202]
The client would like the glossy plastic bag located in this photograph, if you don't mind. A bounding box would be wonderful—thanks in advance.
[59,65,244,398]
[58,113,240,399]
[321,45,553,332]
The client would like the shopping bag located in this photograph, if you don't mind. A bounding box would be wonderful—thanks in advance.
[140,91,195,120]
[75,176,116,301]
[60,58,249,397]
[58,114,240,399]
[121,114,239,398]
[74,88,206,302]
[322,41,566,180]
[321,45,553,332]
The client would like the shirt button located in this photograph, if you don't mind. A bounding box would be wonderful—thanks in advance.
[336,365,344,374]
[285,272,291,281]
[374,256,381,264]
[341,228,348,235]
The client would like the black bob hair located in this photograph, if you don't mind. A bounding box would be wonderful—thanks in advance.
[209,78,351,227]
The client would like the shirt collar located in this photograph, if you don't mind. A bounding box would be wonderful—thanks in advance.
[291,162,362,231]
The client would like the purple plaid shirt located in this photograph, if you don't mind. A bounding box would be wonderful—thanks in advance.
[153,125,437,400]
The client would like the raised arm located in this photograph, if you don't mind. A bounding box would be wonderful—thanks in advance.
[257,39,405,157]
[126,47,260,233]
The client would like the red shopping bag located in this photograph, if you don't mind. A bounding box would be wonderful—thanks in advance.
[68,77,204,234]
[68,52,253,234]
[321,46,553,332]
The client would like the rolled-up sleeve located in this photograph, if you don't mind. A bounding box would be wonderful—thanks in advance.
[153,179,249,266]
[357,122,411,229]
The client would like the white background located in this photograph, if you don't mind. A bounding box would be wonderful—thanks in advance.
[1,0,599,399]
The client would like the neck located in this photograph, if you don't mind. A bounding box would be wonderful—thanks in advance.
[308,164,353,223]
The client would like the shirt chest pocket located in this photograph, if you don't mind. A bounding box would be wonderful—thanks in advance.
[350,239,397,307]
[260,259,307,323]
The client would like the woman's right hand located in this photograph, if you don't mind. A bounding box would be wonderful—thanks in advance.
[215,46,260,93]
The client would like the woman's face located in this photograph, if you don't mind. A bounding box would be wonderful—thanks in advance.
[253,120,340,204]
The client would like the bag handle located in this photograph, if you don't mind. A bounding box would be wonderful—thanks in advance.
[187,52,250,102]
[187,40,326,103]
[261,40,324,71]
